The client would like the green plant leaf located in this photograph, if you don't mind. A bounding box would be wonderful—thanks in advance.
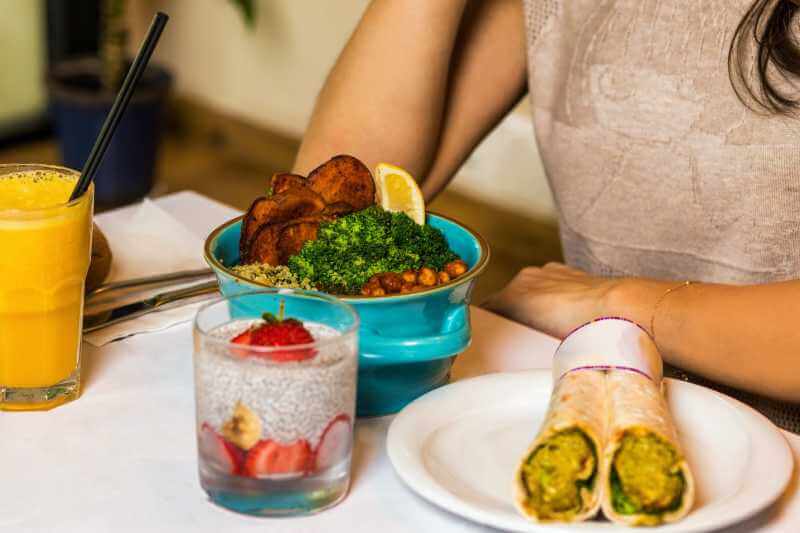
[229,0,256,28]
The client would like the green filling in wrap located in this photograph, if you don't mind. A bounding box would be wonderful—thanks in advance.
[520,429,597,520]
[611,431,685,517]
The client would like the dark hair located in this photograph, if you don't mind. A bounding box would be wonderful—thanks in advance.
[729,0,800,114]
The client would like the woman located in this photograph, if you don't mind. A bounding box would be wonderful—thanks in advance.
[293,0,800,431]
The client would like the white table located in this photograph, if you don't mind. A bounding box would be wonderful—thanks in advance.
[2,191,798,533]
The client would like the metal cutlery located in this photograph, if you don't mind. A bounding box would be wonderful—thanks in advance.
[83,279,219,332]
[87,267,214,298]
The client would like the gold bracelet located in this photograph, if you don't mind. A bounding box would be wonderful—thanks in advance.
[650,281,694,345]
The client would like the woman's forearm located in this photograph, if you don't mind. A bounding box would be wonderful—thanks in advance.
[293,0,469,178]
[420,0,528,200]
[606,279,800,403]
[294,0,528,202]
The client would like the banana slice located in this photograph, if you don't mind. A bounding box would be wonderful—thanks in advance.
[222,401,263,450]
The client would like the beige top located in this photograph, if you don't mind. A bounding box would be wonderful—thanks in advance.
[522,0,800,432]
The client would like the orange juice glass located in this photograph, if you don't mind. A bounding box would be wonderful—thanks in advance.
[0,164,93,410]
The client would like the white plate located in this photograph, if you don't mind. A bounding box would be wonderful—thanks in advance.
[387,371,793,532]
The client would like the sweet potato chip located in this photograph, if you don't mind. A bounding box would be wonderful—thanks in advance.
[308,155,376,210]
[278,220,321,264]
[322,201,357,217]
[245,223,284,265]
[239,188,326,259]
[270,173,308,195]
[241,196,277,259]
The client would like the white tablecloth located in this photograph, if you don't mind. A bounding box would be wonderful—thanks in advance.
[2,191,797,533]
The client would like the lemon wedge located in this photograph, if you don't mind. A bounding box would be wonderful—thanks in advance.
[375,163,426,225]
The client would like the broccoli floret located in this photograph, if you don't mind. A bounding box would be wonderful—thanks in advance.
[288,206,458,294]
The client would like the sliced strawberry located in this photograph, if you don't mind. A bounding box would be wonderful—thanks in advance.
[250,319,313,345]
[263,346,316,362]
[244,439,312,478]
[313,414,352,472]
[231,330,252,345]
[248,319,316,362]
[230,318,316,361]
[199,423,244,475]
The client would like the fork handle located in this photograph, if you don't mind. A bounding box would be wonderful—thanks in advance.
[88,268,215,297]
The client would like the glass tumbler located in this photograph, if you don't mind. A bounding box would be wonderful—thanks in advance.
[0,164,93,410]
[193,289,359,516]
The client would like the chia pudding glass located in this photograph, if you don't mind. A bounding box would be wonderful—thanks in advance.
[193,289,359,516]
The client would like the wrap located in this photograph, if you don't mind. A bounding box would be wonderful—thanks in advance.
[512,369,605,522]
[513,318,694,526]
[602,368,695,526]
[558,318,694,525]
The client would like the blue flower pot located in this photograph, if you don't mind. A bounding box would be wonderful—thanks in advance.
[204,213,490,417]
[48,58,172,209]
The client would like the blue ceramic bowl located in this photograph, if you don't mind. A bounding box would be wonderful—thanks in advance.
[204,213,489,417]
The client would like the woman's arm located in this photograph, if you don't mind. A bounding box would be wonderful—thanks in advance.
[419,0,528,199]
[483,263,800,403]
[293,0,467,178]
[293,0,528,200]
[610,276,800,403]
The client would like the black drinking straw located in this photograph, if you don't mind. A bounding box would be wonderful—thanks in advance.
[69,12,169,202]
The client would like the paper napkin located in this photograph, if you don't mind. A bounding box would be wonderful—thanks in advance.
[83,199,217,346]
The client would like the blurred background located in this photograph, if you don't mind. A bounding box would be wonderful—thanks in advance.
[0,0,561,299]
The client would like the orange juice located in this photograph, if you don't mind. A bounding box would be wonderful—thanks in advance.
[0,165,92,410]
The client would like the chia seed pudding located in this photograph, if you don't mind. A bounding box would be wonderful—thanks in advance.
[194,319,357,479]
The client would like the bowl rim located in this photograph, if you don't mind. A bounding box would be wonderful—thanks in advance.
[204,211,491,303]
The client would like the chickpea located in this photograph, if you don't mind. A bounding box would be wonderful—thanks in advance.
[437,271,451,285]
[400,282,415,294]
[401,270,418,284]
[369,286,386,297]
[361,279,380,294]
[379,272,403,293]
[444,259,468,278]
[418,267,436,287]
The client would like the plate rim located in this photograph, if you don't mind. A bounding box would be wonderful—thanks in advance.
[386,370,794,532]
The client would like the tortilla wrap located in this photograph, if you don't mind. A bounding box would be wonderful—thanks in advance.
[601,369,695,526]
[513,369,605,522]
[513,318,694,526]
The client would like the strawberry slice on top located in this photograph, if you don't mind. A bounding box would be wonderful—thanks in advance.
[230,309,316,362]
[251,318,313,346]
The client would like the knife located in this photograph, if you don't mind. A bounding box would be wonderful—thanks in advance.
[83,280,219,332]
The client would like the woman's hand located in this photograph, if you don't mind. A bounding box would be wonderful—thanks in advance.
[485,264,800,403]
[482,262,622,338]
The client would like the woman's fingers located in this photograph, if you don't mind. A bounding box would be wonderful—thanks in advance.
[481,289,530,324]
[481,266,567,326]
[542,261,588,277]
[481,263,619,336]
[517,264,587,287]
